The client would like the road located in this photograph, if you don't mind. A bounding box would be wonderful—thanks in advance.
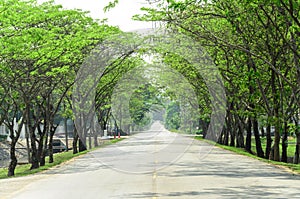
[1,121,300,199]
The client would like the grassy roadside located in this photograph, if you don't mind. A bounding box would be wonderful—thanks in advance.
[251,137,296,157]
[0,138,125,179]
[194,136,300,175]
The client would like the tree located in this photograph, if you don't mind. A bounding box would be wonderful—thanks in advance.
[135,0,300,161]
[165,101,181,130]
[0,0,121,174]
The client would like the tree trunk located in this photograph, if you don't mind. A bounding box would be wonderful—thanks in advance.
[25,106,39,170]
[265,124,272,159]
[217,129,224,144]
[78,119,87,152]
[37,124,46,166]
[230,131,235,147]
[281,122,288,163]
[64,117,68,152]
[39,147,46,166]
[245,118,252,153]
[41,128,49,167]
[7,116,26,176]
[200,119,208,139]
[88,132,92,149]
[79,138,87,152]
[94,134,98,147]
[229,113,235,147]
[273,120,280,161]
[272,125,280,161]
[224,129,229,146]
[8,138,18,177]
[38,139,45,166]
[253,118,264,158]
[29,128,39,170]
[260,126,265,138]
[25,124,31,163]
[73,135,79,154]
[294,132,300,164]
[93,123,98,147]
[271,70,280,161]
[48,133,54,163]
[236,128,245,148]
[73,126,78,154]
[28,111,39,170]
[236,117,245,148]
[48,124,58,163]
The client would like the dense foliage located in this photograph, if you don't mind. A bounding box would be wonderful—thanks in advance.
[137,0,300,163]
[1,0,300,177]
[0,0,121,175]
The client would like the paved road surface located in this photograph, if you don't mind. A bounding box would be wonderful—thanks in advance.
[1,121,300,199]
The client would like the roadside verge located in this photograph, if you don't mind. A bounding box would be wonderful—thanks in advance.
[0,138,125,179]
[194,137,300,175]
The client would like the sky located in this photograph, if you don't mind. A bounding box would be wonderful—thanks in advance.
[37,0,152,31]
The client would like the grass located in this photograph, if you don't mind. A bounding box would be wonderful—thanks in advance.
[0,138,125,179]
[251,137,296,158]
[194,136,300,175]
[110,138,125,144]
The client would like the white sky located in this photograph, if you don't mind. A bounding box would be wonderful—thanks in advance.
[37,0,152,31]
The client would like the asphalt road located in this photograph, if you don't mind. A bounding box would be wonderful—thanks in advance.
[1,121,300,199]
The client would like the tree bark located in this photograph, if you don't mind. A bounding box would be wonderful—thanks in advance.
[227,108,235,147]
[29,124,39,170]
[236,115,245,148]
[48,125,58,163]
[245,118,252,153]
[281,122,288,162]
[41,128,49,167]
[200,119,208,139]
[265,124,272,159]
[236,127,245,148]
[271,70,280,161]
[230,131,235,147]
[37,123,46,166]
[88,133,92,149]
[224,128,229,146]
[73,126,78,154]
[25,105,39,170]
[253,118,264,158]
[48,133,54,163]
[8,138,18,177]
[260,126,265,138]
[79,138,87,152]
[78,115,87,152]
[38,140,45,166]
[64,117,68,152]
[7,116,25,176]
[273,118,281,161]
[294,132,300,164]
[217,129,224,144]
[73,135,79,154]
[93,122,98,147]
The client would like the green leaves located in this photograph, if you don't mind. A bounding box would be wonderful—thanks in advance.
[165,101,181,130]
[45,66,70,77]
[0,0,121,128]
[103,0,119,12]
[129,83,163,126]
